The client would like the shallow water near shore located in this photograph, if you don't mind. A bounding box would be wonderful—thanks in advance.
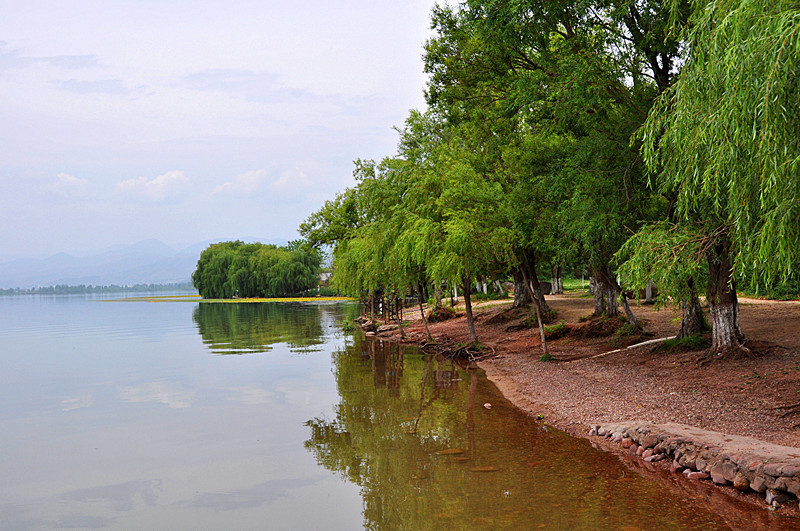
[0,294,788,529]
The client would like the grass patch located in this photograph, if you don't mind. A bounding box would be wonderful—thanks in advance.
[655,334,710,353]
[561,277,589,292]
[539,353,553,362]
[615,322,636,338]
[544,321,569,339]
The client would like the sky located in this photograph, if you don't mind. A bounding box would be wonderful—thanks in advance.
[0,0,439,260]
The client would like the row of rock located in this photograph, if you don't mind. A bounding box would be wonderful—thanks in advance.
[590,422,800,509]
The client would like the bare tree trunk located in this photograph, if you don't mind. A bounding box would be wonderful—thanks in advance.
[512,269,532,308]
[598,267,641,331]
[433,282,443,310]
[678,277,707,339]
[521,262,551,317]
[520,266,549,356]
[462,275,477,343]
[550,264,564,294]
[417,282,432,342]
[592,274,606,316]
[706,238,746,354]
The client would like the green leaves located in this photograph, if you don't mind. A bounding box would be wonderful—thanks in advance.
[641,0,800,285]
[191,241,321,299]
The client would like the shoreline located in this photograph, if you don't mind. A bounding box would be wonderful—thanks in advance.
[366,292,800,517]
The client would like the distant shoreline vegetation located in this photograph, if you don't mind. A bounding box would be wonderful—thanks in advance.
[191,240,322,299]
[0,282,196,296]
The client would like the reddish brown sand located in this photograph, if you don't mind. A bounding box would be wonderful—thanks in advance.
[374,293,800,514]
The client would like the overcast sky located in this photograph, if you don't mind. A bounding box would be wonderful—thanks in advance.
[0,0,439,260]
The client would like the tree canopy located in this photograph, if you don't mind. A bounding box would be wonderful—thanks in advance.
[191,241,321,299]
[300,0,799,354]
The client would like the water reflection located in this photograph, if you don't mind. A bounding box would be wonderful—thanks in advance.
[193,302,335,354]
[306,336,790,530]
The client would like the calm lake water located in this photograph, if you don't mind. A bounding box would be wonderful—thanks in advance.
[0,294,789,529]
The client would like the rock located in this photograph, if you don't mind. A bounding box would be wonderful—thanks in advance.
[766,488,791,506]
[589,427,598,436]
[628,444,640,456]
[645,454,665,463]
[781,464,800,477]
[376,324,398,333]
[750,475,768,493]
[678,454,695,470]
[785,477,800,496]
[637,446,645,456]
[622,438,634,448]
[710,462,736,485]
[642,449,654,459]
[670,459,685,474]
[733,472,750,491]
[686,471,710,480]
[711,474,730,486]
[642,433,660,449]
[763,462,783,477]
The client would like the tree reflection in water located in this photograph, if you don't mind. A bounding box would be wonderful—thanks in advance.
[193,302,349,354]
[305,336,747,530]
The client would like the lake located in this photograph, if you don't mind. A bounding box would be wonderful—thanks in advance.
[0,294,785,529]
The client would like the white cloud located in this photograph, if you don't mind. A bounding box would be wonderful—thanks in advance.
[52,172,88,191]
[269,167,311,194]
[61,394,93,411]
[119,381,195,409]
[116,170,190,201]
[212,169,268,195]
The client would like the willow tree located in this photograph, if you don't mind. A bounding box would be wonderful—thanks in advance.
[423,0,686,330]
[640,0,800,354]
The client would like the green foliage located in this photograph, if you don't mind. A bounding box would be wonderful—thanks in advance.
[473,290,508,301]
[641,0,800,285]
[539,353,553,362]
[739,277,800,301]
[615,222,708,304]
[191,241,321,299]
[544,321,569,340]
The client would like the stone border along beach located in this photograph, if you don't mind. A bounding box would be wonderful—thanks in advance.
[362,293,800,518]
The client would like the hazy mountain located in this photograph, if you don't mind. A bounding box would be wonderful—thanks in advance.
[0,238,281,288]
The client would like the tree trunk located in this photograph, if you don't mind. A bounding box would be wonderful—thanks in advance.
[512,269,532,308]
[550,264,563,294]
[417,283,432,342]
[645,280,653,303]
[677,277,706,339]
[592,274,606,316]
[597,267,641,331]
[462,275,477,343]
[605,287,619,317]
[521,263,551,317]
[520,266,549,356]
[706,238,746,354]
[433,282,443,310]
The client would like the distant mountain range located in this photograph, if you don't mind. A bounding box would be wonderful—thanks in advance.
[0,238,284,289]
